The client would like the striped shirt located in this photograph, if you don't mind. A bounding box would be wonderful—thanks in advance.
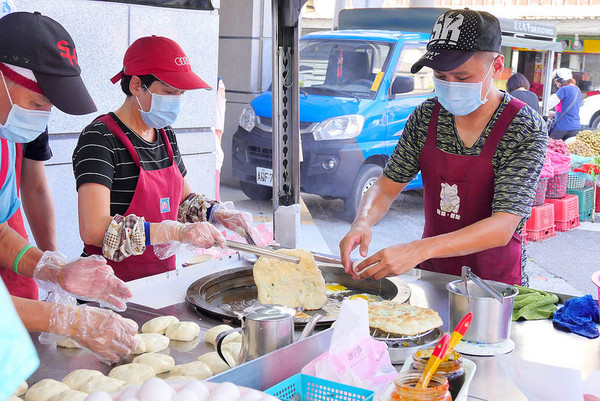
[72,112,187,216]
[383,93,548,230]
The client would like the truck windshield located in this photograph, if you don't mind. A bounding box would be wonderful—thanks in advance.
[299,39,394,99]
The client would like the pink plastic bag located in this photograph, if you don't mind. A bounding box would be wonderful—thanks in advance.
[302,300,397,396]
[540,153,554,178]
[547,149,572,176]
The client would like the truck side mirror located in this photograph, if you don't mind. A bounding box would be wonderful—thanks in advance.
[391,76,414,96]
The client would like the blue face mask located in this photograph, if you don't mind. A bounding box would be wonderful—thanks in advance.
[433,62,494,116]
[137,86,182,129]
[0,281,40,400]
[0,72,51,143]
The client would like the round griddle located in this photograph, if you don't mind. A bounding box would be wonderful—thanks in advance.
[186,265,409,326]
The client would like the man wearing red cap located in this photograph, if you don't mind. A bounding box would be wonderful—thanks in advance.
[0,11,137,365]
[73,36,260,281]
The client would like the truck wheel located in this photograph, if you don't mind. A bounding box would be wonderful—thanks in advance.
[344,164,383,220]
[591,114,600,130]
[240,181,272,201]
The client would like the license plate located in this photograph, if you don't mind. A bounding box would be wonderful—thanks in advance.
[256,167,273,187]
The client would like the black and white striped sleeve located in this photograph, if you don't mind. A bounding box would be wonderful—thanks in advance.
[72,122,116,190]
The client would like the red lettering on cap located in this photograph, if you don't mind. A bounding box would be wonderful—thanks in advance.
[57,40,78,66]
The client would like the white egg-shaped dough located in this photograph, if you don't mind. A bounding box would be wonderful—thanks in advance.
[142,316,179,334]
[182,381,210,401]
[203,325,240,345]
[137,378,173,401]
[170,361,212,380]
[239,390,264,401]
[197,352,231,375]
[133,353,175,375]
[62,369,104,391]
[165,376,195,382]
[172,388,198,401]
[117,385,140,401]
[165,321,200,342]
[207,394,231,401]
[80,376,126,394]
[84,391,113,401]
[49,389,88,401]
[25,379,70,401]
[109,363,156,384]
[211,382,241,399]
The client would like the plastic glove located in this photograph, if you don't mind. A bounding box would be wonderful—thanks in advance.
[210,202,262,245]
[33,252,132,312]
[152,220,226,260]
[39,294,138,365]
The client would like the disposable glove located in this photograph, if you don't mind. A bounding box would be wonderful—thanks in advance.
[33,252,132,312]
[39,295,138,365]
[153,220,226,260]
[210,202,262,245]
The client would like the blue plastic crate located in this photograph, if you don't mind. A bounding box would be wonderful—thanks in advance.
[265,374,375,401]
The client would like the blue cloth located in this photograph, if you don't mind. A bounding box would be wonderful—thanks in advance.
[0,139,21,224]
[554,85,581,131]
[553,295,600,339]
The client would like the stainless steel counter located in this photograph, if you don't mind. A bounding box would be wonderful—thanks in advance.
[28,262,600,401]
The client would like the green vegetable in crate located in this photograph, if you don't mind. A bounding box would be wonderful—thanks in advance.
[567,140,595,157]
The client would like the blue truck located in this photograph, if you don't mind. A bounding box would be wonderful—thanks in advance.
[232,28,433,214]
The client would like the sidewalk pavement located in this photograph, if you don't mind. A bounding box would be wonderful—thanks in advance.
[222,184,583,297]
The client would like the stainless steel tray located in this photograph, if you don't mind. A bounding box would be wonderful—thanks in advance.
[379,327,445,364]
[186,265,407,326]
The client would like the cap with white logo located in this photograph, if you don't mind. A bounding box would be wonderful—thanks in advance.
[110,35,210,90]
[411,9,502,74]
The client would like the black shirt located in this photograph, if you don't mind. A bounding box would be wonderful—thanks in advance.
[23,129,53,161]
[509,90,540,115]
[72,112,187,216]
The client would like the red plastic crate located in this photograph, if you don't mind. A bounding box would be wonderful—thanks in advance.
[596,187,600,213]
[527,226,556,242]
[525,203,554,232]
[546,195,579,222]
[555,216,580,232]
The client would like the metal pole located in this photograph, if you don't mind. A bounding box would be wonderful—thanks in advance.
[271,0,303,248]
[541,49,555,116]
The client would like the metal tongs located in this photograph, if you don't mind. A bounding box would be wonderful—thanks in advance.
[461,266,504,304]
[226,240,300,264]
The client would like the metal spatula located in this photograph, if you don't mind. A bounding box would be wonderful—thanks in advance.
[226,240,301,264]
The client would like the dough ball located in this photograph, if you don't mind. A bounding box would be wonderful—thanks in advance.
[117,384,140,400]
[14,380,28,396]
[62,369,104,391]
[165,321,200,342]
[181,382,209,400]
[211,382,241,399]
[109,363,156,384]
[132,353,175,375]
[140,333,170,353]
[123,318,139,332]
[137,378,175,401]
[141,316,179,334]
[25,379,70,401]
[48,389,88,401]
[204,324,240,345]
[165,375,195,382]
[197,352,232,375]
[222,342,242,361]
[170,361,212,380]
[131,334,146,354]
[57,338,81,348]
[83,392,113,401]
[239,389,264,401]
[79,376,126,393]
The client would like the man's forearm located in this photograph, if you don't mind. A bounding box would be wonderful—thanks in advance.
[417,212,521,261]
[353,175,407,228]
[0,222,44,277]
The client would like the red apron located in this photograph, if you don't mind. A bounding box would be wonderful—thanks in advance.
[419,99,525,285]
[1,142,39,299]
[85,115,183,282]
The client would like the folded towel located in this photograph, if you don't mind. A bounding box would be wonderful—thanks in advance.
[553,295,600,339]
[512,286,559,321]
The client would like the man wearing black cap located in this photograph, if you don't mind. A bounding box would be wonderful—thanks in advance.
[340,9,547,286]
[0,11,137,364]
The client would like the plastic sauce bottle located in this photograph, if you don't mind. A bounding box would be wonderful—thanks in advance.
[391,372,452,401]
[410,349,466,400]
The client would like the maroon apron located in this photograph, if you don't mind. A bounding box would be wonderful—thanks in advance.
[2,142,39,299]
[85,115,183,282]
[419,99,525,285]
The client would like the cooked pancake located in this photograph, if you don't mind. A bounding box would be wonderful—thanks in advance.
[368,301,443,336]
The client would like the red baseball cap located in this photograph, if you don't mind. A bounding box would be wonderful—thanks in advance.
[110,35,211,90]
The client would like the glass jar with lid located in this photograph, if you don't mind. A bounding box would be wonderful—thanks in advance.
[409,348,465,400]
[391,372,452,401]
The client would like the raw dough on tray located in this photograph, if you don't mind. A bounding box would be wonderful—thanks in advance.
[14,381,28,396]
[142,316,179,334]
[132,333,170,354]
[170,361,212,380]
[133,352,176,374]
[197,351,231,375]
[48,389,87,401]
[165,321,200,341]
[62,369,104,391]
[25,379,70,401]
[253,248,327,310]
[108,363,156,384]
[79,376,125,393]
[204,324,241,345]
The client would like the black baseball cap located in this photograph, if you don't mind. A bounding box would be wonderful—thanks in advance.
[411,9,502,74]
[0,11,96,115]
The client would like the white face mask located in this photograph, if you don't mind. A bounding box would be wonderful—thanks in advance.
[136,85,182,129]
[433,61,495,116]
[0,72,51,143]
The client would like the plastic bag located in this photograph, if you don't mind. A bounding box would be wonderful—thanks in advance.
[302,300,397,396]
[540,153,554,178]
[547,149,572,175]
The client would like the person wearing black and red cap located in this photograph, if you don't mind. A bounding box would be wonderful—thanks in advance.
[340,9,548,285]
[73,36,260,282]
[0,11,137,364]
